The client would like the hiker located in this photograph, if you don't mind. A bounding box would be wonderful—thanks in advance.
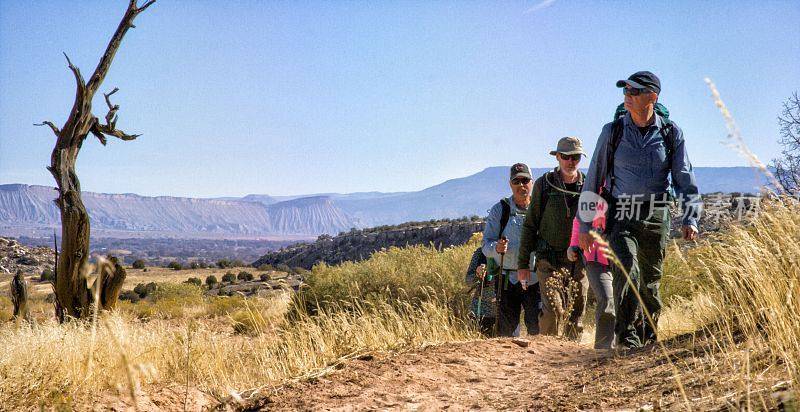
[579,71,702,349]
[481,163,542,337]
[567,212,615,349]
[518,138,589,341]
[465,251,496,336]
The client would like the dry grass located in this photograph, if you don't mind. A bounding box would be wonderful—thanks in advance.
[0,242,479,409]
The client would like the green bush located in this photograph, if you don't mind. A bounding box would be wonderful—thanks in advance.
[167,261,183,271]
[189,262,199,270]
[217,259,232,269]
[132,259,146,269]
[40,268,55,282]
[206,275,219,288]
[184,277,202,287]
[221,272,236,283]
[238,271,254,281]
[260,273,271,282]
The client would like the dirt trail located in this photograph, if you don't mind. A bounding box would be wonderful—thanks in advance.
[246,336,696,411]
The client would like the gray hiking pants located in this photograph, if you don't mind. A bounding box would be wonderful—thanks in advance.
[586,261,615,349]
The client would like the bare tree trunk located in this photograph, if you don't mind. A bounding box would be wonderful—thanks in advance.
[36,0,154,322]
[10,271,30,322]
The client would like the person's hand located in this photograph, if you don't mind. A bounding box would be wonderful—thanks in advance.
[495,238,508,254]
[518,268,530,282]
[682,225,698,241]
[567,247,578,262]
[475,264,486,280]
[579,232,593,253]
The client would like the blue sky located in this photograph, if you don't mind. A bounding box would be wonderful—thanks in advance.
[1,1,798,197]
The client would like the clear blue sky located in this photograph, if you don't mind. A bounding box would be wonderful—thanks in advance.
[1,1,798,197]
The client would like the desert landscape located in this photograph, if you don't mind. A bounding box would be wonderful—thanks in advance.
[1,0,799,410]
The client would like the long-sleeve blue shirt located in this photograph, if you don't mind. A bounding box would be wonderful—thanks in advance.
[482,196,537,285]
[580,112,702,233]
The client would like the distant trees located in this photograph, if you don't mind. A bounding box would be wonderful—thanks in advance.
[167,261,183,271]
[773,92,800,194]
[132,259,146,269]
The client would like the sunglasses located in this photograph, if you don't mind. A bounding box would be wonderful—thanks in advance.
[559,154,581,161]
[622,87,651,96]
[511,178,531,185]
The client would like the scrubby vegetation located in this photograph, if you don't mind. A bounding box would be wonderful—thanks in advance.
[0,200,797,409]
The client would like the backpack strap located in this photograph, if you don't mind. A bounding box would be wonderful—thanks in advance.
[499,198,511,237]
[536,172,551,227]
[606,118,625,196]
[658,119,675,172]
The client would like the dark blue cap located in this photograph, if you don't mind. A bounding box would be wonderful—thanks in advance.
[616,71,661,94]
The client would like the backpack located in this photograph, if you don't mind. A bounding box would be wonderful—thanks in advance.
[606,102,676,197]
[467,197,513,284]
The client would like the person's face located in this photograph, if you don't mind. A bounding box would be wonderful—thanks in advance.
[557,153,581,173]
[623,86,658,113]
[509,176,532,199]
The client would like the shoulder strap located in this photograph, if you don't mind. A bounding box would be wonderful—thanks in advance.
[606,118,624,194]
[536,172,551,227]
[499,198,511,237]
[658,119,675,170]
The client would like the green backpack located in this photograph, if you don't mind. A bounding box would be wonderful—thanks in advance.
[607,102,676,197]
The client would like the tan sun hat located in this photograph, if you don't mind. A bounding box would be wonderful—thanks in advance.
[549,136,586,156]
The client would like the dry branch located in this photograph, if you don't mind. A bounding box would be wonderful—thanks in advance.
[41,0,154,321]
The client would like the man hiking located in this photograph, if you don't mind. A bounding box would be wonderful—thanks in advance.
[579,71,702,349]
[481,163,542,337]
[518,138,589,341]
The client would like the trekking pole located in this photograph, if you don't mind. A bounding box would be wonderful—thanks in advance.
[476,264,486,319]
[493,236,507,337]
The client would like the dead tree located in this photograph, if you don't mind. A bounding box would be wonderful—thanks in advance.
[773,92,800,194]
[10,271,30,322]
[35,0,154,321]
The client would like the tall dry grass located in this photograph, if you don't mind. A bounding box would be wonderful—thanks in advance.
[0,240,479,409]
[292,236,479,315]
[692,199,799,381]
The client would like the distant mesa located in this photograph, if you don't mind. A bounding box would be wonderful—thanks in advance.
[0,166,767,239]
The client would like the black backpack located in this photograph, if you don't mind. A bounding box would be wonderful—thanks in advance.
[467,198,512,282]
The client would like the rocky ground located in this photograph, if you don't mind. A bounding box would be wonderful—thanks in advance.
[0,236,55,276]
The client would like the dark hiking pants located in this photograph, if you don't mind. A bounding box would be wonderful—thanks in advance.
[497,280,542,337]
[609,207,670,348]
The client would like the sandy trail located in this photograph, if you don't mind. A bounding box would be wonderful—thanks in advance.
[246,336,693,411]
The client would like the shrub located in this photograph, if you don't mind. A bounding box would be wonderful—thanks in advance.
[184,277,202,287]
[258,264,274,271]
[238,271,254,281]
[276,264,291,273]
[221,272,236,283]
[40,268,54,282]
[206,275,219,288]
[260,273,271,282]
[231,259,245,267]
[167,261,183,271]
[217,259,232,269]
[132,259,146,269]
[119,290,141,303]
[189,262,199,270]
[289,234,480,316]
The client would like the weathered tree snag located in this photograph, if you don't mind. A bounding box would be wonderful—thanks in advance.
[35,0,154,322]
[10,271,30,322]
